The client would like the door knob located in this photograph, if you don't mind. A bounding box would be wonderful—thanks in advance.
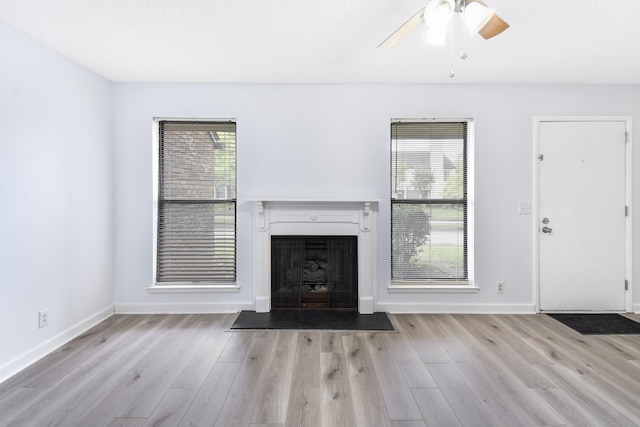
[542,226,552,234]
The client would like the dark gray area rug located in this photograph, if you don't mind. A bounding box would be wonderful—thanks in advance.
[230,310,394,331]
[547,313,640,335]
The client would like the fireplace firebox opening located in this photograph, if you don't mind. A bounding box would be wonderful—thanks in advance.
[271,236,358,310]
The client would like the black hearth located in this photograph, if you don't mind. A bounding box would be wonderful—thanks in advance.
[271,236,358,310]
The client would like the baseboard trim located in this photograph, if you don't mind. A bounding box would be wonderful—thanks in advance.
[114,302,252,314]
[115,302,537,315]
[378,303,537,314]
[0,305,114,384]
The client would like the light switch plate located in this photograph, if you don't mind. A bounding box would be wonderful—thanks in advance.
[518,202,532,215]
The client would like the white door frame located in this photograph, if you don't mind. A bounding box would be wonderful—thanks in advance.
[533,116,633,313]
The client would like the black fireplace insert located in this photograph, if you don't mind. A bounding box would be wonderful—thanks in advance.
[271,236,358,310]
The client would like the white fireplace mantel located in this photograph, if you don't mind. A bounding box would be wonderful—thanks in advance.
[252,199,379,313]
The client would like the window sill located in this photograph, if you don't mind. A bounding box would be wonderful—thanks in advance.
[388,282,479,294]
[148,284,240,294]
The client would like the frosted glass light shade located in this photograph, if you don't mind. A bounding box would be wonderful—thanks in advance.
[423,0,455,45]
[464,2,495,35]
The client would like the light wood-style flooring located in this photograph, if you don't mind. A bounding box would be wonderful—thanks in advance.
[2,313,640,426]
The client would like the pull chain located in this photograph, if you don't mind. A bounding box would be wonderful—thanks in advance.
[461,0,468,60]
[449,15,455,78]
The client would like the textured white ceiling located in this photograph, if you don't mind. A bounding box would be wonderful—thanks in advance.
[1,0,640,83]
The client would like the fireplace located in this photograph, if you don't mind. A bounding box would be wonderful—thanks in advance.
[253,200,378,313]
[271,236,358,310]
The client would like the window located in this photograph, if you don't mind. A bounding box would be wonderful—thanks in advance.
[391,120,470,285]
[154,120,236,285]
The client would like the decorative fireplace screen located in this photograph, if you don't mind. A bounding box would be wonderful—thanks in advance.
[271,236,358,309]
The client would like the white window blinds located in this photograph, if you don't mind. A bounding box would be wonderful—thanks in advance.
[391,121,468,282]
[157,121,236,283]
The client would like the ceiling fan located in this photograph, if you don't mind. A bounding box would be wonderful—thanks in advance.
[378,0,509,48]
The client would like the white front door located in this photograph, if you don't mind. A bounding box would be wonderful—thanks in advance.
[537,119,628,312]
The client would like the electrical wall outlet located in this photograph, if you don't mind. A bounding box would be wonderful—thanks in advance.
[496,282,505,294]
[38,310,49,328]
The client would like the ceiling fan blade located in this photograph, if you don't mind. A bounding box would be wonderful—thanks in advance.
[378,8,425,49]
[478,13,509,39]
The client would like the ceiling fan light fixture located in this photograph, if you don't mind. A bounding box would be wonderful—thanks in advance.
[377,0,509,52]
[463,2,495,35]
[423,0,455,45]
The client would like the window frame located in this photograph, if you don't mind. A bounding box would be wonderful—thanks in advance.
[389,118,476,292]
[150,118,239,293]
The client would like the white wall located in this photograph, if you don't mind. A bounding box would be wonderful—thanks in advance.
[0,21,114,381]
[112,83,640,313]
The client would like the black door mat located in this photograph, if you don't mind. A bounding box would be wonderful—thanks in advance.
[230,310,394,331]
[547,313,640,335]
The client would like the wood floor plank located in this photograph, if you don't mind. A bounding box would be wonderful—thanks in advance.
[249,424,285,427]
[109,324,204,418]
[32,349,151,426]
[178,362,241,427]
[172,316,232,389]
[515,315,640,421]
[63,319,206,424]
[320,337,357,427]
[291,331,321,388]
[411,388,461,427]
[286,387,321,427]
[393,315,448,364]
[441,315,565,425]
[251,331,298,424]
[363,332,422,421]
[531,362,640,426]
[217,329,256,363]
[464,314,556,388]
[1,315,136,391]
[516,317,640,424]
[130,314,193,351]
[0,381,57,425]
[6,347,88,390]
[533,386,616,427]
[142,388,198,427]
[77,315,166,370]
[60,313,133,353]
[596,335,640,361]
[341,334,393,426]
[425,362,498,426]
[390,421,428,427]
[198,313,236,352]
[484,314,555,366]
[383,329,437,388]
[107,418,146,427]
[412,314,456,342]
[320,331,346,353]
[10,367,103,425]
[214,332,277,427]
[435,339,564,427]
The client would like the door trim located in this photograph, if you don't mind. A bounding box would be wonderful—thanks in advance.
[533,116,633,313]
